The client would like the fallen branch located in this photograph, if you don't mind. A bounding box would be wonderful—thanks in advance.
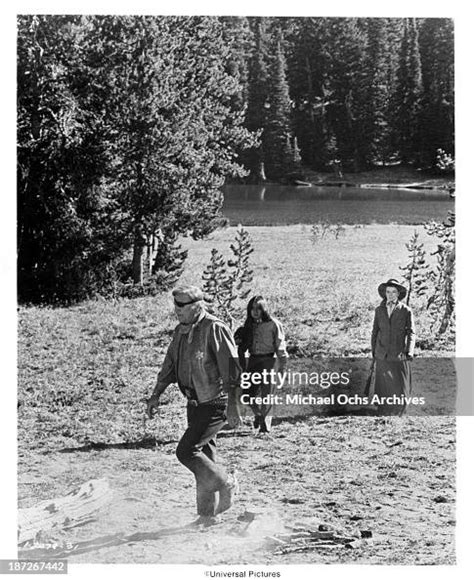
[266,525,369,555]
[18,479,111,544]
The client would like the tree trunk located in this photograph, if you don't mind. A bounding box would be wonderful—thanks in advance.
[257,161,267,183]
[18,479,111,544]
[132,227,146,285]
[146,234,158,276]
[304,55,314,122]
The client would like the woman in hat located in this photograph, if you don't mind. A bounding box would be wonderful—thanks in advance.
[235,295,288,433]
[370,279,416,416]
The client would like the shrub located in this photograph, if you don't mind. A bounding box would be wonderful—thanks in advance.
[435,148,455,173]
[424,211,455,336]
[310,221,346,243]
[202,226,254,328]
[399,230,429,306]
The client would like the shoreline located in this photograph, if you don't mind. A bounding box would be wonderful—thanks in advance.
[294,181,453,191]
[230,166,455,193]
[229,180,454,193]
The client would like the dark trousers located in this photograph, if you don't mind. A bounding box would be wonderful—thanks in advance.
[247,355,276,431]
[176,402,228,516]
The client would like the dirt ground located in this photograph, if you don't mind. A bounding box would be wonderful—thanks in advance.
[15,219,456,567]
[17,414,455,566]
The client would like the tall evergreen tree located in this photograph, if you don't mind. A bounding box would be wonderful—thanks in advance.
[393,18,423,163]
[286,18,334,170]
[418,18,455,165]
[17,15,257,302]
[99,16,257,285]
[244,17,271,181]
[263,30,296,179]
[220,16,252,112]
[324,18,368,171]
[17,15,126,302]
[364,19,393,164]
[382,18,405,159]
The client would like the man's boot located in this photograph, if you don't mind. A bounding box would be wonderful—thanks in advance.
[216,473,239,515]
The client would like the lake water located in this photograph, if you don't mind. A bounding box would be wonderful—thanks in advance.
[222,184,454,225]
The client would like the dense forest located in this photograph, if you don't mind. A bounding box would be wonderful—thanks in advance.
[17,16,454,303]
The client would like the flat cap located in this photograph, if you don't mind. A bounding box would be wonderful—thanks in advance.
[172,285,204,304]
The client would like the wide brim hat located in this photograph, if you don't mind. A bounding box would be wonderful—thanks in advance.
[377,279,407,301]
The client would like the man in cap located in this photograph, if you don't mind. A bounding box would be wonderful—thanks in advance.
[146,285,240,525]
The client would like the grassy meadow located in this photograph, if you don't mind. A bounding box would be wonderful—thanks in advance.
[17,223,457,565]
[18,224,453,454]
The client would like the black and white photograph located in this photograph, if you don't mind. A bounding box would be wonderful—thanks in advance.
[2,2,473,578]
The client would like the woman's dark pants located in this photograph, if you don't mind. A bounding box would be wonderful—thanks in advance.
[247,355,276,432]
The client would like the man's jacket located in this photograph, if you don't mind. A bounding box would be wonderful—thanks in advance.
[371,301,416,361]
[155,310,240,403]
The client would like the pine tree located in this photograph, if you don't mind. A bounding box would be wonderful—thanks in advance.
[399,231,429,306]
[17,15,127,302]
[393,18,423,164]
[286,18,337,170]
[364,19,393,164]
[220,17,252,113]
[17,16,257,302]
[244,17,270,181]
[324,18,368,171]
[93,16,257,286]
[383,18,405,159]
[418,18,454,165]
[263,31,296,179]
[425,211,455,336]
[150,228,188,288]
[202,226,254,328]
[202,248,229,308]
[226,226,254,305]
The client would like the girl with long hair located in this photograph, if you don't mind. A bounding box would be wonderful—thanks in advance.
[235,295,288,433]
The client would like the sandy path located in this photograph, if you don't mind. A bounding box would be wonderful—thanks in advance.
[18,415,455,565]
